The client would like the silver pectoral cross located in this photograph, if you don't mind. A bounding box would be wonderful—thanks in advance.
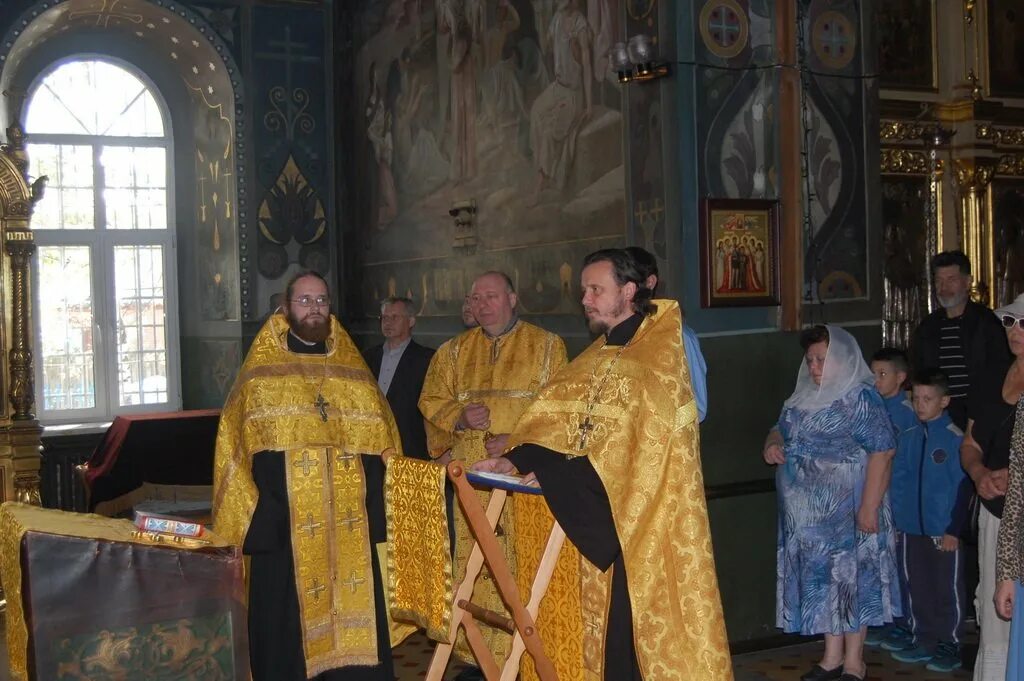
[578,417,595,450]
[315,393,329,422]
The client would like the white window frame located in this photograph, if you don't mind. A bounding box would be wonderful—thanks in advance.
[25,55,182,424]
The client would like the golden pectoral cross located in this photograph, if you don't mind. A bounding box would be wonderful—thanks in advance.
[578,417,595,450]
[315,393,329,422]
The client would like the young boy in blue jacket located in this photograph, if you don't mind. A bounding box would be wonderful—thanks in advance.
[865,348,918,651]
[871,348,917,437]
[889,369,967,673]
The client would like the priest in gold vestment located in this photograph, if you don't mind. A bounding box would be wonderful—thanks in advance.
[475,250,733,680]
[418,271,566,675]
[213,271,402,681]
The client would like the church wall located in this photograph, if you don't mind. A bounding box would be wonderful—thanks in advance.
[674,0,882,643]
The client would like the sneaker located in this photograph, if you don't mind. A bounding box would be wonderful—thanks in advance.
[864,625,890,647]
[891,645,934,663]
[925,642,962,673]
[879,626,914,651]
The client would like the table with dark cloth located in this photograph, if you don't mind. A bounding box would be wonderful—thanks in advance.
[83,409,220,514]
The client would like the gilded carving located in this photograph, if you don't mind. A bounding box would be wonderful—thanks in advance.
[998,155,1024,176]
[1,124,29,175]
[6,239,36,420]
[881,149,932,174]
[880,120,927,142]
[14,473,40,505]
[954,158,997,188]
[977,125,1024,147]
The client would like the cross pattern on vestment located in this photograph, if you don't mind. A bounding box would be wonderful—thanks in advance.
[339,507,363,532]
[315,393,330,422]
[298,513,323,538]
[583,614,602,636]
[306,577,327,602]
[336,451,357,470]
[343,570,366,594]
[578,417,595,450]
[293,451,319,476]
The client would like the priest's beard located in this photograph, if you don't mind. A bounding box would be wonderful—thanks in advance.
[287,309,330,343]
[585,298,628,335]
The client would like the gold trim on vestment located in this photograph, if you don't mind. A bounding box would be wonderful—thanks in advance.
[288,446,378,673]
[385,456,454,643]
[507,301,733,681]
[455,389,538,401]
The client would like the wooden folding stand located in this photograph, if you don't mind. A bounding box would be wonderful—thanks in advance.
[425,461,566,681]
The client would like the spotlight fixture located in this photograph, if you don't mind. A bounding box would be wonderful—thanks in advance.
[609,35,669,84]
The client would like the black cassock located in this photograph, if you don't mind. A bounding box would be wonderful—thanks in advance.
[504,312,645,681]
[242,335,394,681]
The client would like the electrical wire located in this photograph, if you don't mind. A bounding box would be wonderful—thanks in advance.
[671,59,879,82]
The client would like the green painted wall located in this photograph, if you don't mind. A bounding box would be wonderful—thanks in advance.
[697,324,881,642]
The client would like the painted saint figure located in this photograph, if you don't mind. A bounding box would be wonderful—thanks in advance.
[529,0,592,200]
[366,62,398,228]
[439,0,480,182]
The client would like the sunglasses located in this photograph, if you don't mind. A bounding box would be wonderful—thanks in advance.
[1001,314,1024,329]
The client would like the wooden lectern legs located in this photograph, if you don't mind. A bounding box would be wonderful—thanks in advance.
[424,461,565,681]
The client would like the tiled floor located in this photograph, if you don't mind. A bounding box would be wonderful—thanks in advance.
[0,613,979,680]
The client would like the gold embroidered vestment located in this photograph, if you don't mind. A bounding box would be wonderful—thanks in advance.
[507,301,733,681]
[418,320,566,662]
[213,314,402,677]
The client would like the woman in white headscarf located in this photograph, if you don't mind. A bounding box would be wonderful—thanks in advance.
[763,325,899,681]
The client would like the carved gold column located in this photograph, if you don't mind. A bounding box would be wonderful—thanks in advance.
[0,124,43,613]
[7,232,35,421]
[922,128,955,313]
[954,158,996,306]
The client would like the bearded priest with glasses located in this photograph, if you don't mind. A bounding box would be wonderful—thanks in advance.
[213,269,403,681]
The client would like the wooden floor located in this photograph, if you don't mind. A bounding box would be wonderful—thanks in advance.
[0,611,976,680]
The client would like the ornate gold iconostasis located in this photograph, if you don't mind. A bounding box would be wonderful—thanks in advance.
[879,0,1024,347]
[0,124,43,612]
[0,124,42,509]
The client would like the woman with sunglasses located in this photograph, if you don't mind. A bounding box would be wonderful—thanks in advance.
[994,294,1024,681]
[961,294,1022,681]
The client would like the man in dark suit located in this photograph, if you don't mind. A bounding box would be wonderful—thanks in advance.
[363,296,435,460]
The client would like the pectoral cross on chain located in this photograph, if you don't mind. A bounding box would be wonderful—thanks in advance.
[578,417,595,450]
[315,392,329,422]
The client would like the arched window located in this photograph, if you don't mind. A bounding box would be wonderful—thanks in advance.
[25,58,180,422]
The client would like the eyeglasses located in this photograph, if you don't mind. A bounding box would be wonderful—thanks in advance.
[1001,314,1024,329]
[291,295,330,309]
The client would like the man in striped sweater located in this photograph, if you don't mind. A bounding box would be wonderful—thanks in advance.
[911,250,1009,430]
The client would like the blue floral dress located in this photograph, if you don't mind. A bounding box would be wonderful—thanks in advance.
[776,385,901,635]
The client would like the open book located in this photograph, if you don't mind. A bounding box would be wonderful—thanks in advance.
[466,470,543,495]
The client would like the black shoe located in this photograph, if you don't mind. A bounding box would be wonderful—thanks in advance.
[454,667,486,681]
[800,665,843,681]
[838,666,867,681]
